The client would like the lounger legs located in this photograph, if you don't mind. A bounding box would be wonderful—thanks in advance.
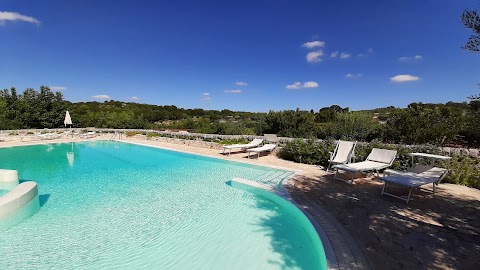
[381,182,413,203]
[333,169,356,184]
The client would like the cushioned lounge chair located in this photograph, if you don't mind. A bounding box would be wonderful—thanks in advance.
[326,140,357,171]
[333,148,397,184]
[247,144,276,159]
[222,139,264,155]
[379,165,448,203]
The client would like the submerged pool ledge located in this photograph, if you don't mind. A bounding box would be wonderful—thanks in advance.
[229,178,333,270]
[0,181,40,231]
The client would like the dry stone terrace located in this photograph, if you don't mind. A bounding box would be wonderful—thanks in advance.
[0,131,479,269]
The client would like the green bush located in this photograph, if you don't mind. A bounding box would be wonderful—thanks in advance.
[278,139,333,166]
[219,138,249,145]
[125,131,139,137]
[445,154,480,188]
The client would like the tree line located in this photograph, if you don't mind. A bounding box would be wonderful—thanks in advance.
[1,86,479,147]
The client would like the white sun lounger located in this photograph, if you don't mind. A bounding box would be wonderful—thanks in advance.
[380,166,448,203]
[80,131,97,138]
[326,140,357,171]
[333,148,397,184]
[380,153,451,203]
[247,144,277,159]
[222,139,263,155]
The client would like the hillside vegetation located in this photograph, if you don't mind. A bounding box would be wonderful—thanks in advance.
[1,86,479,147]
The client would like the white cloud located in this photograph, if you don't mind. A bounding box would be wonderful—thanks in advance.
[340,52,351,59]
[201,96,211,101]
[235,81,248,86]
[0,11,40,25]
[330,51,339,58]
[345,73,363,79]
[286,82,302,89]
[130,96,140,100]
[286,81,318,89]
[306,50,324,63]
[390,74,420,83]
[224,89,242,93]
[303,81,319,88]
[91,94,111,99]
[202,92,210,96]
[302,40,326,49]
[49,86,66,91]
[398,55,423,62]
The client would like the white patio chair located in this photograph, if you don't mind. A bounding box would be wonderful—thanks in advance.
[333,148,397,184]
[326,140,357,171]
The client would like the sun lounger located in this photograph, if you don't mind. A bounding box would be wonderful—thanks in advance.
[247,144,276,159]
[326,140,357,171]
[333,148,397,183]
[247,144,277,159]
[80,131,97,138]
[222,139,264,155]
[264,134,279,144]
[379,153,451,203]
[380,166,448,203]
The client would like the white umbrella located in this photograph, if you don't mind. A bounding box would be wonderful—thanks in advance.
[64,111,72,127]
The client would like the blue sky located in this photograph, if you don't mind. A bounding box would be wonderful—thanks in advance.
[1,0,479,112]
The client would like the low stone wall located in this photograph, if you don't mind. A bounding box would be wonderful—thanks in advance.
[1,128,478,157]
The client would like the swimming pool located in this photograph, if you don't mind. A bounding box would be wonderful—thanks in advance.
[0,141,327,269]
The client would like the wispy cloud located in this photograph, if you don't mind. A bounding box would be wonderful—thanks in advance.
[91,94,111,99]
[390,74,420,83]
[357,48,374,58]
[345,73,363,79]
[200,92,211,101]
[130,96,140,100]
[330,51,339,58]
[286,82,302,89]
[286,81,319,89]
[224,89,242,93]
[49,86,66,91]
[398,55,423,62]
[302,40,325,49]
[0,11,40,25]
[339,52,351,59]
[235,81,248,86]
[306,50,324,63]
[330,51,351,59]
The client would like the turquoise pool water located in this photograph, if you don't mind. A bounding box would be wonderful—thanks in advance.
[0,141,326,270]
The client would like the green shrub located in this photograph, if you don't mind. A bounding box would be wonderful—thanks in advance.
[278,139,333,166]
[220,138,249,145]
[125,131,139,137]
[445,154,480,188]
[147,132,161,138]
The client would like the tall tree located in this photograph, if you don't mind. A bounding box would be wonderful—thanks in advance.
[461,9,480,51]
